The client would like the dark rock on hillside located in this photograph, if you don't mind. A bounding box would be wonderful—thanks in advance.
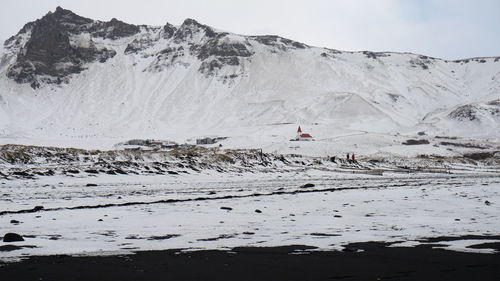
[409,55,434,70]
[174,18,217,42]
[3,232,24,242]
[448,105,478,121]
[448,103,498,123]
[5,7,138,88]
[91,18,140,40]
[44,6,94,34]
[6,6,106,46]
[126,23,176,54]
[126,35,162,54]
[199,57,241,75]
[197,39,253,60]
[162,23,177,39]
[4,8,320,86]
[252,35,308,50]
[363,51,390,59]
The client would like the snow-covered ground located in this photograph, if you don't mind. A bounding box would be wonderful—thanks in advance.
[0,8,499,151]
[1,169,499,261]
[0,7,499,263]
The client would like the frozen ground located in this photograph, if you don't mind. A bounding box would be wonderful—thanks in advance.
[1,170,499,261]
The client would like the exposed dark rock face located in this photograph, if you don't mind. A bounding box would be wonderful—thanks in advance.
[162,23,177,39]
[199,57,241,75]
[144,17,254,76]
[448,105,478,121]
[363,51,390,59]
[3,7,324,87]
[125,36,154,54]
[251,35,308,50]
[47,6,94,33]
[197,40,253,60]
[91,18,140,40]
[192,37,253,76]
[5,7,137,88]
[409,55,434,70]
[199,59,223,74]
[174,18,217,42]
[448,103,499,122]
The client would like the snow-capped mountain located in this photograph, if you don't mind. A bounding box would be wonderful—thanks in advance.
[0,7,499,150]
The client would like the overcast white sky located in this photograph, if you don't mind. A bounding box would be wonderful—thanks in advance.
[1,0,499,60]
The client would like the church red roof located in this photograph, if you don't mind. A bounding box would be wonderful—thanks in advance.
[300,133,313,138]
[297,126,302,133]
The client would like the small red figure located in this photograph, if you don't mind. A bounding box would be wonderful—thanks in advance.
[351,154,355,160]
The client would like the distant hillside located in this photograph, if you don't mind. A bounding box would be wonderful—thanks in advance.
[0,7,498,150]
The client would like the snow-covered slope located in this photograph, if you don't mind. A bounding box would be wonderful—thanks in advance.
[0,7,499,150]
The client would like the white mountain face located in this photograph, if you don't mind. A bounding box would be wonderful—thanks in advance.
[0,7,499,152]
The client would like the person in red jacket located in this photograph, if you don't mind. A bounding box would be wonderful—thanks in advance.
[352,154,355,161]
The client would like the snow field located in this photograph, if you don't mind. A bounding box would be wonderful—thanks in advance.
[1,173,499,260]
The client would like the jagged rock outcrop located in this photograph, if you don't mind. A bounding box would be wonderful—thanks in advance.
[4,7,142,88]
[250,35,309,50]
[448,103,500,122]
[173,18,217,42]
[162,23,177,39]
[90,18,140,39]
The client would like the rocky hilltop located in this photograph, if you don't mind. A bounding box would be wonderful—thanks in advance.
[4,7,138,88]
[2,7,306,89]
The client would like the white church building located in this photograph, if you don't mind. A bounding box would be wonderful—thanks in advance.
[292,126,314,141]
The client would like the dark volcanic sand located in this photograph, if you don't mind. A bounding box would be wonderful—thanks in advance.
[1,243,499,281]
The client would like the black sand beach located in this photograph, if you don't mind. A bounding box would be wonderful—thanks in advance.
[1,242,499,281]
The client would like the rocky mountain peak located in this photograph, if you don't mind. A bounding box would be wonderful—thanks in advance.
[92,17,140,39]
[181,18,209,29]
[174,18,217,41]
[162,23,177,39]
[46,6,94,32]
[5,7,119,88]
